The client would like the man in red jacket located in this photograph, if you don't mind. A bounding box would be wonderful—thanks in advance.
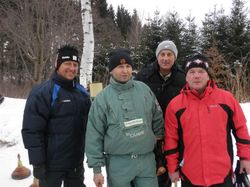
[164,54,250,187]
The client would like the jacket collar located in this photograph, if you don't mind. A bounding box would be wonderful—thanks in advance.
[182,80,216,99]
[52,71,77,90]
[109,76,134,92]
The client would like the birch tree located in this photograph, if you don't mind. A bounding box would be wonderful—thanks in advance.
[80,0,94,87]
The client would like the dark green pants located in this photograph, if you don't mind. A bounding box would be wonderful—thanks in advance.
[106,152,158,187]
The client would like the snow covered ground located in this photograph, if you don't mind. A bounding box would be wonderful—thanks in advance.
[0,97,249,186]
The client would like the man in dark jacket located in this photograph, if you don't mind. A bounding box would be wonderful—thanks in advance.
[22,45,91,187]
[135,40,186,187]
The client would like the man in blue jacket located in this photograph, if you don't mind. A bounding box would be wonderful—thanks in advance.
[22,45,91,187]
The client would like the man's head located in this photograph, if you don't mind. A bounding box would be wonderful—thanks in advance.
[108,48,133,83]
[55,45,80,80]
[185,54,210,94]
[155,40,178,75]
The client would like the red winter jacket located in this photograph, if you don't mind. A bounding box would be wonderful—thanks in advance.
[164,80,250,186]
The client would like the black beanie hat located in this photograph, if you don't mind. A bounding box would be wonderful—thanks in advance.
[185,54,209,73]
[55,45,80,70]
[108,48,133,72]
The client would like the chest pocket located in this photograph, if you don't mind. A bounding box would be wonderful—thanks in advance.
[122,118,146,139]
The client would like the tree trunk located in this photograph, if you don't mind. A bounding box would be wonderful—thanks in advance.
[80,0,94,87]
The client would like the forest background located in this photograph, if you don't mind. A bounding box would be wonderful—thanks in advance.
[0,0,250,102]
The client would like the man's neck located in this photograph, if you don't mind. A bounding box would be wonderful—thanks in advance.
[159,69,171,81]
[159,68,171,76]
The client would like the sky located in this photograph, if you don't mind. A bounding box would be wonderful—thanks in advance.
[106,0,250,25]
[0,97,249,186]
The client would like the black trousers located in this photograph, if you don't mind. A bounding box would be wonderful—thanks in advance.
[181,172,233,187]
[39,165,85,187]
[158,173,172,187]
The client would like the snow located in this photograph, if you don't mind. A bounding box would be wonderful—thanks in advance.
[0,97,103,187]
[0,97,249,186]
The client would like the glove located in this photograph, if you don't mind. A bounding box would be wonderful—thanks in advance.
[234,160,250,187]
[33,165,46,179]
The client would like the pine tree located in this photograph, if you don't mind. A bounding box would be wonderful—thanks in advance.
[226,0,250,63]
[93,0,108,17]
[162,11,184,65]
[180,15,200,67]
[128,9,143,70]
[107,5,115,22]
[138,10,163,68]
[116,5,131,40]
[200,9,217,51]
[200,7,230,55]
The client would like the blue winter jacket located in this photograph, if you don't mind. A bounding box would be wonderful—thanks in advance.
[22,72,91,170]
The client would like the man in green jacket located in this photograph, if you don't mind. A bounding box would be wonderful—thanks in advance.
[85,48,164,187]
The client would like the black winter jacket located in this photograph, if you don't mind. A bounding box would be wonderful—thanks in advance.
[135,62,186,117]
[22,72,91,170]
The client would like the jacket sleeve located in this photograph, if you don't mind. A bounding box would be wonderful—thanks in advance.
[151,93,164,139]
[231,97,250,160]
[21,88,51,165]
[85,97,106,174]
[164,102,179,173]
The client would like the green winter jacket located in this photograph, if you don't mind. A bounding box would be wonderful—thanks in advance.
[85,77,164,173]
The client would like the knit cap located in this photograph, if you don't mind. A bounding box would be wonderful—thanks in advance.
[55,45,80,70]
[108,49,133,72]
[155,40,178,59]
[185,54,209,73]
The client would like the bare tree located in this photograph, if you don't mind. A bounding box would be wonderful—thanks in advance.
[0,0,83,86]
[205,44,250,102]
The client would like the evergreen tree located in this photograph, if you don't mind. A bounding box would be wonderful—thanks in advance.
[226,0,250,63]
[200,7,231,54]
[116,5,131,40]
[138,10,163,68]
[162,11,184,65]
[93,0,108,17]
[214,10,230,54]
[107,5,115,22]
[200,10,217,51]
[180,15,200,67]
[128,9,143,70]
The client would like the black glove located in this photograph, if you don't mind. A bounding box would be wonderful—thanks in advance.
[33,165,46,179]
[234,160,250,187]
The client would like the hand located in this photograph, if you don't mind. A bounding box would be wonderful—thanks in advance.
[168,171,179,183]
[240,160,250,174]
[156,166,167,176]
[94,173,104,187]
[33,165,46,180]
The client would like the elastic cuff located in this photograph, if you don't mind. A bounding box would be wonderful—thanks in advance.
[240,157,250,160]
[33,164,43,168]
[93,167,102,174]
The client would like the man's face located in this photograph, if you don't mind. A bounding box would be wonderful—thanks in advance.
[157,49,175,72]
[186,67,210,94]
[110,64,133,83]
[57,61,78,80]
